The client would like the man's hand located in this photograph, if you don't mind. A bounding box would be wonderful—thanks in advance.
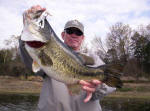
[26,5,46,14]
[23,5,46,24]
[79,79,101,103]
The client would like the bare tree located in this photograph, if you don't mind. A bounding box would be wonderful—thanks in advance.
[4,35,19,49]
[79,39,89,53]
[131,24,150,75]
[91,36,107,62]
[106,22,132,63]
[4,35,20,60]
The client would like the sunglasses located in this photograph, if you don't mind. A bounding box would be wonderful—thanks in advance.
[65,28,83,36]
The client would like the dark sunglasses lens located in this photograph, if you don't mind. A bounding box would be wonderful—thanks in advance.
[75,30,83,36]
[66,29,73,34]
[66,28,83,36]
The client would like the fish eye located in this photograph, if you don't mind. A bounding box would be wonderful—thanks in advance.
[39,20,43,26]
[38,20,45,28]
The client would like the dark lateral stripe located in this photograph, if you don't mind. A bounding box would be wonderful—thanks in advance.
[79,71,102,76]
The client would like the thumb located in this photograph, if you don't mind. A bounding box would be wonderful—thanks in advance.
[84,92,92,103]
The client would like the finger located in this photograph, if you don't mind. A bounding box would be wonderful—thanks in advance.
[30,5,45,13]
[79,80,95,88]
[82,86,96,92]
[31,5,41,10]
[84,92,92,103]
[36,6,46,11]
[27,9,32,13]
[31,6,36,12]
[36,5,42,9]
[91,79,102,85]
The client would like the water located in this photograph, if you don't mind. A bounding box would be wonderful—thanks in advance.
[101,97,150,111]
[0,102,37,111]
[0,94,38,111]
[0,94,150,111]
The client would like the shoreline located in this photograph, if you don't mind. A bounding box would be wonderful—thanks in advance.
[1,91,150,99]
[0,76,150,99]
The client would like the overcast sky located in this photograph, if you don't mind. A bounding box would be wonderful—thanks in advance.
[0,0,150,49]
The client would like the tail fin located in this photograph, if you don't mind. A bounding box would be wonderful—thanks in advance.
[98,65,123,88]
[103,72,123,88]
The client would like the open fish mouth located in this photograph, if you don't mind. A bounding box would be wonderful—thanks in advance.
[26,41,46,48]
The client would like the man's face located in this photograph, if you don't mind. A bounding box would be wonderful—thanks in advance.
[61,27,84,51]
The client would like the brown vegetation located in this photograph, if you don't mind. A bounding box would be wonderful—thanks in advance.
[0,76,150,99]
[0,76,42,94]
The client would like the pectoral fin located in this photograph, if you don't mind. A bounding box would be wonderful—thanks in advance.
[32,61,41,73]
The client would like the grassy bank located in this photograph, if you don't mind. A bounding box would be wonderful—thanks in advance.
[0,76,42,95]
[0,76,150,99]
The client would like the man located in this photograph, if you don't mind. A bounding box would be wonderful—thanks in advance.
[19,5,115,111]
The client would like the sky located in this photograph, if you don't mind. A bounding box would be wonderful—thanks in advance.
[0,0,150,49]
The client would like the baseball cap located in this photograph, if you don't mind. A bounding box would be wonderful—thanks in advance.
[64,20,84,33]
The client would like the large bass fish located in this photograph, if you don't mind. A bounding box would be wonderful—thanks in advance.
[21,10,122,90]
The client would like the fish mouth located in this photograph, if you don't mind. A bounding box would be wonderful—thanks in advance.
[25,41,46,48]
